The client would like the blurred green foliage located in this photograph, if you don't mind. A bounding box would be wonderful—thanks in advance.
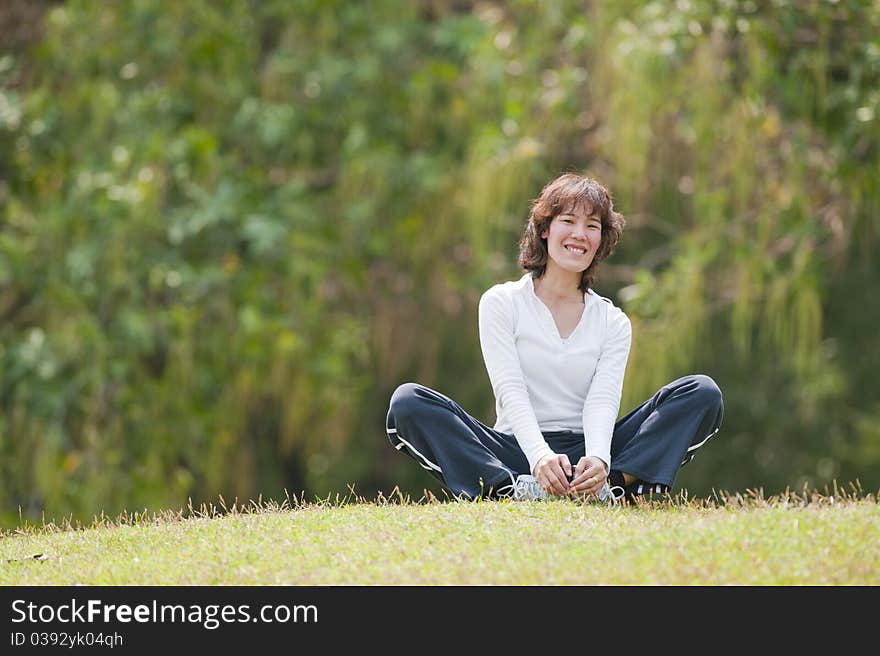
[0,0,878,526]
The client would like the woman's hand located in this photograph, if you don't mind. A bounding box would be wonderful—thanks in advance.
[533,453,572,496]
[569,456,608,497]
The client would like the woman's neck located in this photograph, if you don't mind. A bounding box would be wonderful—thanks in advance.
[534,263,583,303]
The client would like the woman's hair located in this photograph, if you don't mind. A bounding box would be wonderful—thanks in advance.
[517,173,625,293]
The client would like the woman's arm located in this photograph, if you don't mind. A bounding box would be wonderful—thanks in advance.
[478,287,554,475]
[582,306,632,471]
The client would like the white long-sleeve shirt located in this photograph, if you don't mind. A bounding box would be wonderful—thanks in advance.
[478,272,632,474]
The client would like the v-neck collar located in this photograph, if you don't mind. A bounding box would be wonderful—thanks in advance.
[526,274,593,342]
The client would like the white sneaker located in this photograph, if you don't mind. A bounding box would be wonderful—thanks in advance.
[508,475,625,503]
[511,475,550,501]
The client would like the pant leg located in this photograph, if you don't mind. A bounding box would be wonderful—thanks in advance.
[385,382,531,499]
[610,374,724,489]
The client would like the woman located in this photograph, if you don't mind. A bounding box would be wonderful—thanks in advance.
[385,173,724,503]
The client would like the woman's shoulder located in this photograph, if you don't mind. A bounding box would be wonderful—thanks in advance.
[587,289,631,325]
[480,273,532,302]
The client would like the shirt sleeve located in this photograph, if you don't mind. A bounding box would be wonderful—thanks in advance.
[582,306,632,471]
[478,287,554,474]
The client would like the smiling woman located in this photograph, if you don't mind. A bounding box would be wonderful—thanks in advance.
[385,173,725,505]
[518,173,624,295]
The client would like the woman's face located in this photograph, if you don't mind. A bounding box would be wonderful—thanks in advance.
[540,207,603,274]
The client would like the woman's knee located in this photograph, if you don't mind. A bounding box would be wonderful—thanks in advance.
[388,382,427,422]
[691,374,723,411]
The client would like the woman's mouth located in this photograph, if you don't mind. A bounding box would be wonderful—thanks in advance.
[564,244,588,256]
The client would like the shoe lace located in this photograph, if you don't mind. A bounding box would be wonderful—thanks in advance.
[604,484,626,505]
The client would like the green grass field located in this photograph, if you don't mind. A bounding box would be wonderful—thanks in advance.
[2,487,877,585]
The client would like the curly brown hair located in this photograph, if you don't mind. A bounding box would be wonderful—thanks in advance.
[517,173,625,293]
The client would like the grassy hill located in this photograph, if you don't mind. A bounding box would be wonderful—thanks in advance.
[1,487,877,585]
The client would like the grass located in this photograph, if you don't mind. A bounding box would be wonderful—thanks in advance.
[1,485,878,585]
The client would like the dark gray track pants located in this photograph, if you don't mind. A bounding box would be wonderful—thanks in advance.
[385,375,724,499]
